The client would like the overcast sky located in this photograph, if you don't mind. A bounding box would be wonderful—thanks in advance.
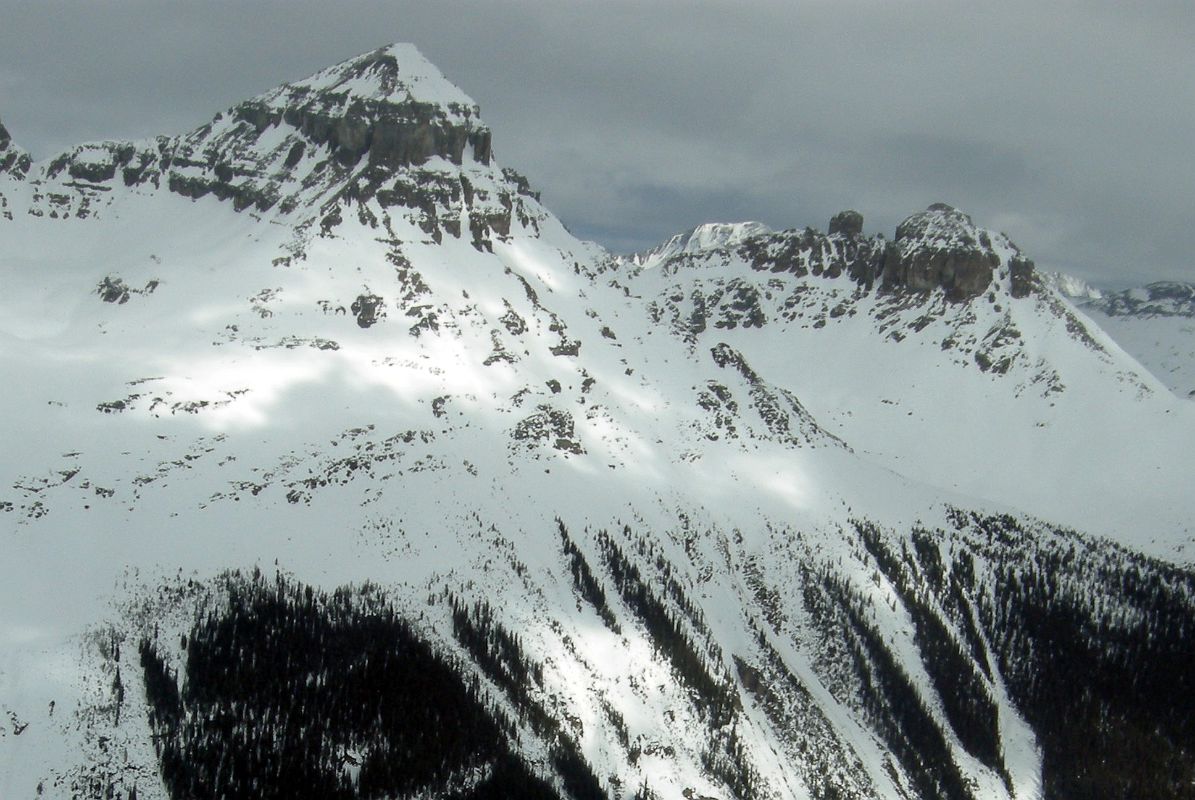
[1,1,1192,285]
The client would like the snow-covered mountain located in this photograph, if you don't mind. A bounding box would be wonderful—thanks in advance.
[1039,271,1102,303]
[1049,274,1195,400]
[630,222,774,271]
[2,45,1194,800]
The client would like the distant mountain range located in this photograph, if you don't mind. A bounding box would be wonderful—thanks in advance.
[2,44,1193,800]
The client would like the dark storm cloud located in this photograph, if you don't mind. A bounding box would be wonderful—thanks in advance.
[0,1,1191,285]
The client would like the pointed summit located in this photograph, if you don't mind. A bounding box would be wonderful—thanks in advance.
[205,42,492,181]
[6,44,517,222]
[283,43,481,109]
[0,117,32,178]
[230,43,492,171]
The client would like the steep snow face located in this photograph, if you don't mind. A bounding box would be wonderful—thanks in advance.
[291,42,481,108]
[1054,278,1195,400]
[2,46,1195,800]
[0,184,940,800]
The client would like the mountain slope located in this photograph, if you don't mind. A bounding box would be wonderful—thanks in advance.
[614,205,1194,553]
[1050,276,1195,401]
[2,45,1194,800]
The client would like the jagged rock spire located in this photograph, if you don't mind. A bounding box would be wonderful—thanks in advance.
[828,209,863,237]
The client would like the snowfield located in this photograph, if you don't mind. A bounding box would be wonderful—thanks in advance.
[2,44,1193,800]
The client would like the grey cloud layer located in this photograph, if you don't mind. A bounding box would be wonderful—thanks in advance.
[1,1,1191,284]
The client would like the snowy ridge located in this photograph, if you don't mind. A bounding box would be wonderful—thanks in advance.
[1041,271,1103,302]
[631,222,772,271]
[2,46,1194,800]
[614,207,1194,548]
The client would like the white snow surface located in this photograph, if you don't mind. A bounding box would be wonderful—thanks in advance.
[291,43,480,108]
[1079,308,1195,400]
[1042,271,1103,302]
[1050,278,1195,401]
[631,222,772,271]
[0,45,1192,800]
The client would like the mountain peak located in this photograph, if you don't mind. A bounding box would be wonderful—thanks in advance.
[5,44,1195,800]
[280,43,480,110]
[895,202,978,245]
[6,44,508,223]
[214,42,492,176]
[882,203,1036,300]
[629,204,1036,303]
[0,117,32,178]
[633,221,771,269]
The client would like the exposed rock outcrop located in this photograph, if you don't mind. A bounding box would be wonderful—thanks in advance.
[0,117,32,178]
[149,44,496,216]
[641,203,1035,307]
[882,204,1000,301]
[351,293,386,328]
[828,209,863,237]
[1009,256,1036,299]
[737,227,886,285]
[2,45,544,244]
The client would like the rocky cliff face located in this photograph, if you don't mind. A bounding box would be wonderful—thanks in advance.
[145,43,495,216]
[624,204,1082,388]
[2,45,541,251]
[827,208,864,237]
[0,118,32,179]
[883,204,1002,301]
[0,118,31,220]
[662,204,1037,305]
